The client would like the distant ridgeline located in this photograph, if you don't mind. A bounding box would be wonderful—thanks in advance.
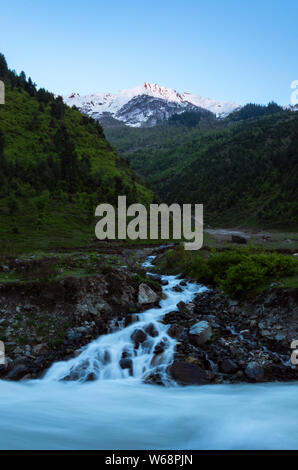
[106,104,298,229]
[0,54,154,251]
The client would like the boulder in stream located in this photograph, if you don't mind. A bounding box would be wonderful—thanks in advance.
[169,361,212,385]
[245,362,264,381]
[188,321,212,346]
[138,283,159,305]
[145,323,159,337]
[131,329,147,346]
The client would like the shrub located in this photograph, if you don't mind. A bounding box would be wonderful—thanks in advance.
[158,245,188,273]
[188,255,213,283]
[250,253,297,278]
[156,246,298,297]
[220,261,268,296]
[215,251,297,297]
[207,249,248,279]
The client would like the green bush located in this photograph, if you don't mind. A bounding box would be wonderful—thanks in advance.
[220,261,268,296]
[207,250,248,279]
[188,255,213,283]
[250,253,297,278]
[211,250,297,296]
[158,245,188,273]
[156,245,298,297]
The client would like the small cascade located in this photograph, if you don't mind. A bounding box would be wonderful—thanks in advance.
[44,256,207,384]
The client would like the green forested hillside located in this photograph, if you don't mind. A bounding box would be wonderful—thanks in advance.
[106,107,298,229]
[0,54,153,251]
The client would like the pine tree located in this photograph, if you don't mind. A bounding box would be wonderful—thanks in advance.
[0,54,8,81]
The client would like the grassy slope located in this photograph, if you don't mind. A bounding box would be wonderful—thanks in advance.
[0,86,154,253]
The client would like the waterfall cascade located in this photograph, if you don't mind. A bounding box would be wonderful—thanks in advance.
[44,256,207,384]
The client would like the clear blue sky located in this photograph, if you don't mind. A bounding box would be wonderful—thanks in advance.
[1,0,297,105]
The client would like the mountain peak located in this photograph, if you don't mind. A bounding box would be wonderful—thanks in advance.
[63,84,240,127]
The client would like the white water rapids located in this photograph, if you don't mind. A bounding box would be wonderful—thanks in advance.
[0,256,297,450]
[43,257,203,384]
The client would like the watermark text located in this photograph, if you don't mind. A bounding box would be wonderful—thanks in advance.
[0,81,4,105]
[95,196,203,250]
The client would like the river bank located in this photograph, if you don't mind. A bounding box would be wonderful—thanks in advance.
[0,246,297,385]
[0,246,298,450]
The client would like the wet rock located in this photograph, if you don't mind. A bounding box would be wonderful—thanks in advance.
[124,313,138,327]
[169,361,212,386]
[167,324,184,339]
[148,274,161,282]
[121,350,130,359]
[240,329,251,339]
[189,321,212,346]
[151,353,165,367]
[144,372,163,385]
[85,372,97,381]
[231,235,247,244]
[264,364,298,382]
[261,329,271,337]
[177,301,186,312]
[153,338,169,355]
[32,343,49,355]
[13,346,25,355]
[275,333,286,341]
[22,373,33,380]
[162,310,181,324]
[5,364,28,381]
[138,283,159,305]
[67,326,89,342]
[185,356,205,368]
[220,359,239,374]
[245,362,264,381]
[145,323,159,337]
[131,329,147,346]
[173,285,183,293]
[119,357,133,373]
[235,370,244,379]
[85,300,97,316]
[1,356,13,369]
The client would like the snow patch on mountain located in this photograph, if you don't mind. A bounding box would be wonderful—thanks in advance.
[63,83,240,127]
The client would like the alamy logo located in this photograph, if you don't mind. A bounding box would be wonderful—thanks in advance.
[290,340,298,365]
[0,80,4,105]
[0,341,5,365]
[290,80,298,105]
[95,196,203,250]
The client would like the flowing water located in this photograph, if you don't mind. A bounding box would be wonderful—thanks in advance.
[0,256,297,450]
[43,257,204,384]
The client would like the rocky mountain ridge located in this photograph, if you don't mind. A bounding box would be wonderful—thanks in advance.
[63,82,240,127]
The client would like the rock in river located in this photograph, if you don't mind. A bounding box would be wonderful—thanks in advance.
[169,361,212,385]
[138,283,159,305]
[188,321,212,346]
[131,329,147,347]
[245,362,264,381]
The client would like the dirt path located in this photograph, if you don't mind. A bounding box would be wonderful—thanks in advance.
[205,227,272,242]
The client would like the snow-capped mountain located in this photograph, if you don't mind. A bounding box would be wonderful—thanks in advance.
[285,103,298,112]
[63,83,240,127]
